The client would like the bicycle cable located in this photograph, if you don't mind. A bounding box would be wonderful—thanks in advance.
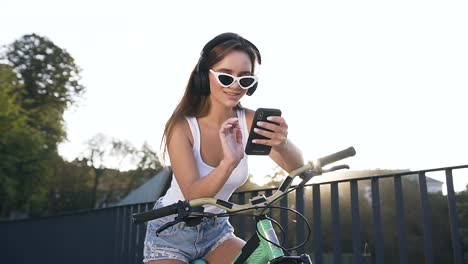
[253,205,311,255]
[212,204,312,254]
[256,182,314,252]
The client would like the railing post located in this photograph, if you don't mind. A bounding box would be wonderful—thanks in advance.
[394,175,408,264]
[371,178,384,264]
[350,180,362,264]
[265,188,274,242]
[134,203,147,264]
[129,205,137,264]
[418,172,434,264]
[313,184,323,264]
[122,205,130,264]
[445,169,464,264]
[280,192,289,248]
[296,186,306,254]
[238,193,246,239]
[250,191,259,239]
[114,206,122,264]
[330,182,341,264]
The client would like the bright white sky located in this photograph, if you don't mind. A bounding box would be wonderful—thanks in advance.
[2,0,467,191]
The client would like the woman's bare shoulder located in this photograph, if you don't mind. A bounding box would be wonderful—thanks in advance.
[168,118,193,146]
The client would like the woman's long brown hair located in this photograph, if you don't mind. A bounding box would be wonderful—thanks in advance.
[160,36,260,164]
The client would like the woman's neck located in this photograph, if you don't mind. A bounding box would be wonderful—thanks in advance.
[201,101,237,126]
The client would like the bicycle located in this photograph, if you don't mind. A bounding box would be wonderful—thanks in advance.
[133,147,356,264]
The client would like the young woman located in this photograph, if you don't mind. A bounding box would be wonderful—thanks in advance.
[143,32,304,264]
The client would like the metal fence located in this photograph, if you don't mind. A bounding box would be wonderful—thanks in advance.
[1,165,466,264]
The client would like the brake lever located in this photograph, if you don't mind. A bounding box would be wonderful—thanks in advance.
[155,218,180,236]
[155,203,207,236]
[298,170,319,187]
[322,164,349,173]
[298,164,350,187]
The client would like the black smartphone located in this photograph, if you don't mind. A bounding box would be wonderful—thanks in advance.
[245,108,282,155]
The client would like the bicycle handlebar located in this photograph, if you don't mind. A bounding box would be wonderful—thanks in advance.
[316,146,356,168]
[132,146,356,224]
[133,202,179,224]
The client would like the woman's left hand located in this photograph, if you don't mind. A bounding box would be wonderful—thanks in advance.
[252,116,288,151]
[219,117,245,166]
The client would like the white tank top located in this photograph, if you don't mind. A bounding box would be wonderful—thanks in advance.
[161,108,249,213]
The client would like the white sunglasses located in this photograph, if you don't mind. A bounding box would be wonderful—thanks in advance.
[209,69,258,89]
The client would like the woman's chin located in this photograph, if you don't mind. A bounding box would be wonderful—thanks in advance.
[225,99,241,107]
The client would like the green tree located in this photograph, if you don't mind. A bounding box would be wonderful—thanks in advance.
[3,33,85,151]
[0,64,24,216]
[0,64,47,218]
[0,33,85,217]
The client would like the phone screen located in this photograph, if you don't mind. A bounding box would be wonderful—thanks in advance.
[245,108,282,155]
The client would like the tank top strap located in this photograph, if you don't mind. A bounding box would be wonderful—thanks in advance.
[237,108,249,146]
[185,116,200,152]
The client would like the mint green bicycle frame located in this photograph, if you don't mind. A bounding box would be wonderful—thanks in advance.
[232,218,285,263]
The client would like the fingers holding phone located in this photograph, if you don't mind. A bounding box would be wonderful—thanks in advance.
[253,115,288,149]
[245,108,283,155]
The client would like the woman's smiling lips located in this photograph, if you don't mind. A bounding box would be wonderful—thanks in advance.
[224,90,242,99]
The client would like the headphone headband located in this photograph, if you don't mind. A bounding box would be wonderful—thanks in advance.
[201,33,240,57]
[200,32,262,64]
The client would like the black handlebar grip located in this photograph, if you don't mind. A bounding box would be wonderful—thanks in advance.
[132,203,178,224]
[318,147,356,167]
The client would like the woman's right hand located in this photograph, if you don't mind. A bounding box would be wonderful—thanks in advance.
[219,117,244,167]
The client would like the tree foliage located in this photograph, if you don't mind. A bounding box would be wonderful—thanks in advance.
[0,33,85,218]
[3,33,85,151]
[0,63,48,217]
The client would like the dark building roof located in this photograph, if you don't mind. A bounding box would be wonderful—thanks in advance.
[116,167,172,206]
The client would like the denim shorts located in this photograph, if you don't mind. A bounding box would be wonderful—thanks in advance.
[143,198,236,263]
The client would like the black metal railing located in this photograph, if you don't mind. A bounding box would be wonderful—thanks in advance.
[0,165,466,264]
[228,165,467,264]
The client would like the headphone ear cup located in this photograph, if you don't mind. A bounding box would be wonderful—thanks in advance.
[198,71,210,96]
[246,82,258,96]
[190,70,210,96]
[190,71,201,95]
